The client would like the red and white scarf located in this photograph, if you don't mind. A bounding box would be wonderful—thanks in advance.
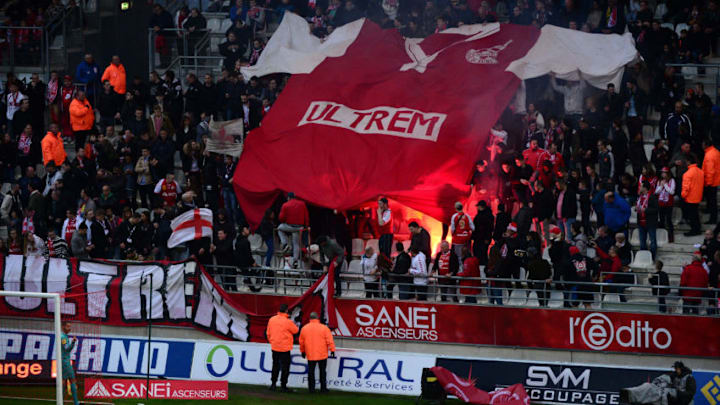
[47,78,59,103]
[65,216,77,243]
[636,193,649,227]
[22,213,35,234]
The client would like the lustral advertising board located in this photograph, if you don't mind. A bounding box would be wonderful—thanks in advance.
[436,357,719,405]
[191,341,435,396]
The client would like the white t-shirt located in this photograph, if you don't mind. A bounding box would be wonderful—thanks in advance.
[410,252,428,285]
[360,253,378,282]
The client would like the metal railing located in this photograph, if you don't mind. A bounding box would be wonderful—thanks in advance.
[148,28,210,74]
[665,63,720,103]
[0,25,48,74]
[204,265,719,317]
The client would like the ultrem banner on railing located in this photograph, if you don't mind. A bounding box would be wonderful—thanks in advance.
[0,255,334,342]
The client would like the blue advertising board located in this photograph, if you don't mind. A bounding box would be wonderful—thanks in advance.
[0,329,194,379]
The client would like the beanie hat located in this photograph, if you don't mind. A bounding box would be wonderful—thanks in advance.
[549,225,562,241]
[507,222,517,233]
[569,246,580,255]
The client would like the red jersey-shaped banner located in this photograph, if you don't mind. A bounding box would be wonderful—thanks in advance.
[234,20,540,227]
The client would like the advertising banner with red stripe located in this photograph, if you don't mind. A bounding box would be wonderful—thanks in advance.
[228,295,720,358]
[2,255,718,357]
[0,255,335,342]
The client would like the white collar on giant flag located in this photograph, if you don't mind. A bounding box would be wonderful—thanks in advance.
[400,23,500,73]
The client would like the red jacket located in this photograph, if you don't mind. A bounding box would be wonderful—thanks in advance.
[680,260,709,300]
[279,199,309,226]
[596,247,621,282]
[457,257,481,295]
[522,147,545,171]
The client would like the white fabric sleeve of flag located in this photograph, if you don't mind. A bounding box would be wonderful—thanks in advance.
[506,25,639,89]
[240,12,365,81]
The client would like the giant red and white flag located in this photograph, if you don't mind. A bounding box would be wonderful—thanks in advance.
[168,208,213,248]
[430,366,530,405]
[234,15,638,227]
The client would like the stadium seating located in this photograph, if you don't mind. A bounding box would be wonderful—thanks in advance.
[656,228,669,247]
[365,239,380,254]
[346,259,364,292]
[526,291,540,307]
[548,290,564,308]
[507,289,528,306]
[631,250,654,270]
[351,238,365,257]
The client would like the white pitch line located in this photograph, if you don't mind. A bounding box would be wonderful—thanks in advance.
[0,396,112,404]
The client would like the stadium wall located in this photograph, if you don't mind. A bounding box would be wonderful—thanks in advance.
[3,318,720,405]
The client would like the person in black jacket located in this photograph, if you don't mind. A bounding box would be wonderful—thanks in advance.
[409,221,431,266]
[577,179,592,235]
[97,80,121,129]
[555,179,577,241]
[183,73,203,122]
[548,226,571,307]
[669,362,696,405]
[258,210,275,266]
[391,242,412,300]
[565,246,598,308]
[86,210,107,259]
[235,225,261,292]
[525,246,552,306]
[201,153,220,211]
[199,74,219,118]
[239,94,262,134]
[497,223,526,289]
[649,260,669,313]
[512,201,533,237]
[472,201,493,265]
[212,229,236,288]
[493,203,511,243]
[218,32,245,72]
[150,205,172,259]
[532,180,554,240]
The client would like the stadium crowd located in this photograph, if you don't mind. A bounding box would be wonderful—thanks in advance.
[0,0,718,312]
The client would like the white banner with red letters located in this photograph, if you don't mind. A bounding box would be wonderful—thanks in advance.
[0,255,336,342]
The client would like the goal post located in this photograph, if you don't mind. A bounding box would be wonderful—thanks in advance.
[0,290,63,405]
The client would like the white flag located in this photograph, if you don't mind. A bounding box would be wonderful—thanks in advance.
[205,118,244,157]
[167,208,214,248]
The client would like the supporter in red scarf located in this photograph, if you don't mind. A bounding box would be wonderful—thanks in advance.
[60,75,76,137]
[636,181,659,258]
[47,71,60,125]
